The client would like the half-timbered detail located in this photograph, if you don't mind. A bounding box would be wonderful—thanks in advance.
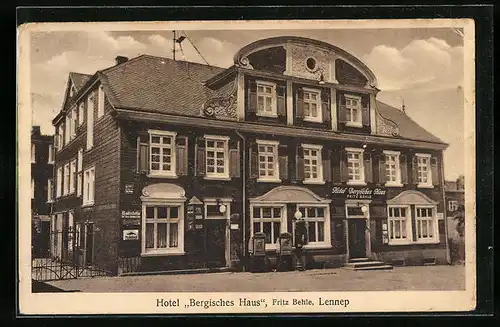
[50,36,448,275]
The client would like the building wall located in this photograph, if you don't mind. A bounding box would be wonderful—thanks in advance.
[31,128,54,217]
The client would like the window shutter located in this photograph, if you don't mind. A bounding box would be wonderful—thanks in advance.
[195,137,206,176]
[378,154,386,184]
[412,156,419,184]
[247,80,257,114]
[249,142,259,179]
[278,144,288,180]
[338,94,348,123]
[176,136,188,176]
[295,87,304,119]
[277,85,286,117]
[340,149,349,183]
[331,149,342,184]
[322,148,332,182]
[321,89,331,125]
[400,154,408,184]
[364,152,373,183]
[431,156,439,186]
[229,139,240,178]
[296,145,304,181]
[137,136,149,174]
[362,96,370,126]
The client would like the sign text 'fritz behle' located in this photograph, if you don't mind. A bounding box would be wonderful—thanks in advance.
[332,186,387,200]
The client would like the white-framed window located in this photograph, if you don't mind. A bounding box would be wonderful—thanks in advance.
[70,107,77,139]
[346,147,365,185]
[31,179,35,199]
[65,114,71,145]
[415,206,438,243]
[48,145,54,164]
[256,80,277,117]
[296,205,330,247]
[148,130,177,177]
[256,140,280,182]
[47,179,53,203]
[303,144,323,184]
[63,163,70,195]
[56,166,62,198]
[83,166,95,206]
[448,200,459,212]
[56,125,63,150]
[302,87,322,123]
[205,135,229,179]
[416,153,432,188]
[345,94,362,127]
[77,148,83,197]
[97,86,105,118]
[31,144,36,163]
[78,102,84,126]
[387,205,412,245]
[142,203,185,256]
[86,94,94,150]
[384,150,402,187]
[70,159,76,194]
[251,205,285,250]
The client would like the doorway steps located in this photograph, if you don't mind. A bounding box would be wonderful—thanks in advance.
[343,258,393,271]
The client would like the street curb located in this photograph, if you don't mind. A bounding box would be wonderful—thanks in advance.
[118,267,236,277]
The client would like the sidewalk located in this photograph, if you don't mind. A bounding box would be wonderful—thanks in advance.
[44,265,466,293]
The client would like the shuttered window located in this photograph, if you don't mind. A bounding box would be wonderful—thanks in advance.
[344,94,362,127]
[302,144,323,183]
[148,130,177,177]
[205,135,230,179]
[302,88,322,123]
[383,150,402,186]
[415,153,433,188]
[256,81,277,117]
[256,140,280,182]
[345,148,365,185]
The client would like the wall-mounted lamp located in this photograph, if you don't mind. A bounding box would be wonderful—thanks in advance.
[219,204,227,214]
[294,209,303,220]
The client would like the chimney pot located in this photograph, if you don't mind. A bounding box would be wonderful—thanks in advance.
[115,56,129,65]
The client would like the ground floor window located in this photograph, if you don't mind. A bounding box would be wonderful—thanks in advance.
[142,204,184,255]
[415,206,438,243]
[387,206,411,244]
[251,206,285,249]
[297,205,331,247]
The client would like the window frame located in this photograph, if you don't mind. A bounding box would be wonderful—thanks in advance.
[78,102,85,126]
[415,153,433,188]
[387,205,412,245]
[296,204,331,249]
[250,204,286,250]
[48,145,54,164]
[344,94,363,128]
[141,201,185,256]
[97,86,105,119]
[86,95,94,150]
[82,166,95,206]
[255,80,277,118]
[70,106,77,139]
[47,179,54,203]
[256,139,280,183]
[302,143,324,184]
[63,163,70,196]
[302,87,323,123]
[148,130,177,178]
[204,135,230,180]
[414,205,439,244]
[56,166,62,198]
[69,159,77,194]
[77,149,83,197]
[345,147,366,186]
[31,144,36,163]
[383,150,402,187]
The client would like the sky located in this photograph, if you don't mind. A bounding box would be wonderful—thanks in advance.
[29,28,465,180]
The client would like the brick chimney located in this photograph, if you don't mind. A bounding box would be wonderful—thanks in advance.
[115,56,129,65]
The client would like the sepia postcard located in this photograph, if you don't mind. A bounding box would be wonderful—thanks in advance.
[18,19,476,315]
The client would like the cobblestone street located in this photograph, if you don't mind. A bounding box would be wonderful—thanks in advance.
[44,265,466,293]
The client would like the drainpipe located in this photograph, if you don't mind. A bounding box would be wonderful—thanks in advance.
[440,151,451,265]
[235,130,246,271]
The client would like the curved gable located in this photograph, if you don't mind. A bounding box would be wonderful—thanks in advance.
[250,186,331,204]
[387,190,438,205]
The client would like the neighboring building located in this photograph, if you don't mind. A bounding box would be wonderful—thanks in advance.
[445,175,465,240]
[50,36,449,275]
[31,126,54,258]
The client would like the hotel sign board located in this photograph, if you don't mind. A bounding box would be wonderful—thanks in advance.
[332,186,387,200]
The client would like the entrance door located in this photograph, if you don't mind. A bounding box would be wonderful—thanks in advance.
[84,224,94,266]
[348,219,366,258]
[205,219,227,268]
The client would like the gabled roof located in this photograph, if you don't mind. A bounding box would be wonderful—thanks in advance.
[69,72,92,91]
[376,101,445,144]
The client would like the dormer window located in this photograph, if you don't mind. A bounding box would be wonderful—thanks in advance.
[345,94,362,127]
[256,80,277,117]
[302,87,322,123]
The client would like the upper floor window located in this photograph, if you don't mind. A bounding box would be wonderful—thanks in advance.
[83,166,95,206]
[56,166,62,198]
[416,153,432,188]
[56,125,63,151]
[70,107,77,139]
[448,200,459,212]
[256,81,277,117]
[387,206,411,245]
[65,114,71,146]
[70,159,77,194]
[48,145,54,164]
[97,86,105,118]
[31,144,35,163]
[149,130,177,177]
[205,135,229,179]
[256,140,279,182]
[303,144,323,183]
[63,163,70,195]
[47,179,54,203]
[415,206,438,243]
[78,102,84,126]
[345,94,362,127]
[77,148,83,197]
[86,95,94,150]
[384,150,401,186]
[346,147,365,185]
[302,88,322,123]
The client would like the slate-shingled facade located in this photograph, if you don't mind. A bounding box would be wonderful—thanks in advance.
[50,36,450,275]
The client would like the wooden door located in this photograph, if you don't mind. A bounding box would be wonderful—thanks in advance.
[205,219,227,268]
[348,219,366,258]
